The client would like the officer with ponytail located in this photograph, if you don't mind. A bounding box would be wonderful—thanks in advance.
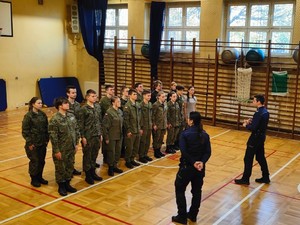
[172,111,211,224]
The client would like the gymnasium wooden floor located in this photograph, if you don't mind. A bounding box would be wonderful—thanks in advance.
[0,107,299,225]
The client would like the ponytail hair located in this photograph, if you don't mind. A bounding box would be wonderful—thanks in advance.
[189,111,204,144]
[28,97,40,111]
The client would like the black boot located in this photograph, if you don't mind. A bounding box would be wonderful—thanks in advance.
[113,167,123,173]
[65,180,77,193]
[85,170,94,185]
[91,168,103,181]
[171,215,187,224]
[255,177,270,184]
[165,145,173,154]
[234,178,250,185]
[37,172,48,185]
[72,168,81,175]
[158,148,165,157]
[58,182,68,196]
[30,175,41,187]
[154,149,162,158]
[108,166,114,176]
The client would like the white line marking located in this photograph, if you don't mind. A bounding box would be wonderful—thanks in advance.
[0,129,231,224]
[0,149,52,164]
[212,152,300,225]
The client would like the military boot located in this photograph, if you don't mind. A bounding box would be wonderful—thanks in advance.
[85,170,94,185]
[154,149,162,158]
[91,168,103,181]
[30,175,41,187]
[65,180,77,193]
[108,166,114,176]
[165,145,173,154]
[37,172,48,185]
[58,182,68,196]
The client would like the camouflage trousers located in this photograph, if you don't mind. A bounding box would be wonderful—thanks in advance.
[139,129,152,158]
[82,136,100,171]
[152,129,166,149]
[25,144,47,176]
[107,138,122,167]
[125,133,140,162]
[53,148,75,183]
[167,126,180,145]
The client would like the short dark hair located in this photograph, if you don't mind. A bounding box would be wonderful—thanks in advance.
[128,89,137,95]
[111,96,119,104]
[189,111,201,126]
[86,89,96,96]
[66,85,76,93]
[153,80,162,89]
[134,82,142,89]
[142,89,151,95]
[169,91,176,97]
[120,86,128,95]
[176,85,184,91]
[105,84,114,90]
[53,97,68,110]
[254,94,265,105]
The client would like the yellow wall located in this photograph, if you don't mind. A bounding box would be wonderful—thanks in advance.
[0,0,76,109]
[1,0,300,109]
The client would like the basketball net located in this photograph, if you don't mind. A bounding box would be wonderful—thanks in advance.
[235,66,252,102]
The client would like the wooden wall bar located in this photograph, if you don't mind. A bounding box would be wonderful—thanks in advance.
[102,37,300,139]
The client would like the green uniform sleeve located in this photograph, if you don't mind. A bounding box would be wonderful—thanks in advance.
[22,114,33,145]
[102,113,111,141]
[48,118,60,153]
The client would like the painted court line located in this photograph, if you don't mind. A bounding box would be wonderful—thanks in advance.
[212,152,300,225]
[0,149,52,164]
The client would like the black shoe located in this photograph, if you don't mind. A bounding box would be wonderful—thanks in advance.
[154,152,162,158]
[91,169,103,181]
[138,157,148,163]
[95,163,100,168]
[255,177,270,184]
[108,167,114,176]
[173,145,180,150]
[38,177,48,185]
[165,149,174,154]
[144,155,153,161]
[125,162,134,169]
[131,161,140,167]
[234,178,250,185]
[30,176,41,187]
[171,215,187,225]
[58,182,68,196]
[73,169,81,175]
[187,213,197,222]
[159,151,165,157]
[113,167,123,173]
[65,180,77,193]
[85,170,94,185]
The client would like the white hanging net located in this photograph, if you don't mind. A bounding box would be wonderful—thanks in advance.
[235,67,252,102]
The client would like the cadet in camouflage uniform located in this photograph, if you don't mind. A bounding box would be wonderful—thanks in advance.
[152,91,167,158]
[49,97,79,196]
[102,96,124,176]
[123,89,142,169]
[66,85,82,175]
[120,86,129,157]
[100,84,115,163]
[78,89,103,185]
[134,82,144,103]
[22,97,49,188]
[138,89,153,163]
[166,91,181,154]
[174,85,185,150]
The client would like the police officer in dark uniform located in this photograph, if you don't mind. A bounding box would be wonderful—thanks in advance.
[235,94,270,185]
[172,111,211,224]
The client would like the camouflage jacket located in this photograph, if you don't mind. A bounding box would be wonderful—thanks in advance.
[22,110,49,147]
[48,112,79,153]
[167,101,181,127]
[78,104,102,139]
[100,96,111,117]
[68,100,81,119]
[103,107,123,141]
[152,101,167,129]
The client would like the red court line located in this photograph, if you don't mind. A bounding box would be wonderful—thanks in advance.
[251,186,300,201]
[0,177,133,225]
[0,192,81,225]
[201,150,277,202]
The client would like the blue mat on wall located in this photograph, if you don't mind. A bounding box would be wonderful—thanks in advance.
[38,77,84,107]
[0,79,7,111]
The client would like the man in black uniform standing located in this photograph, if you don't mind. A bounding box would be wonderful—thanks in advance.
[172,111,211,224]
[235,94,270,185]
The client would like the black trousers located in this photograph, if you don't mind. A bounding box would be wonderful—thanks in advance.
[174,166,204,218]
[242,134,269,180]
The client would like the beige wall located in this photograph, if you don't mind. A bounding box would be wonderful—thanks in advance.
[0,0,76,109]
[1,0,300,109]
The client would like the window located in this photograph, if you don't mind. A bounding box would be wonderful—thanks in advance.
[162,2,201,51]
[105,5,128,48]
[226,2,294,55]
